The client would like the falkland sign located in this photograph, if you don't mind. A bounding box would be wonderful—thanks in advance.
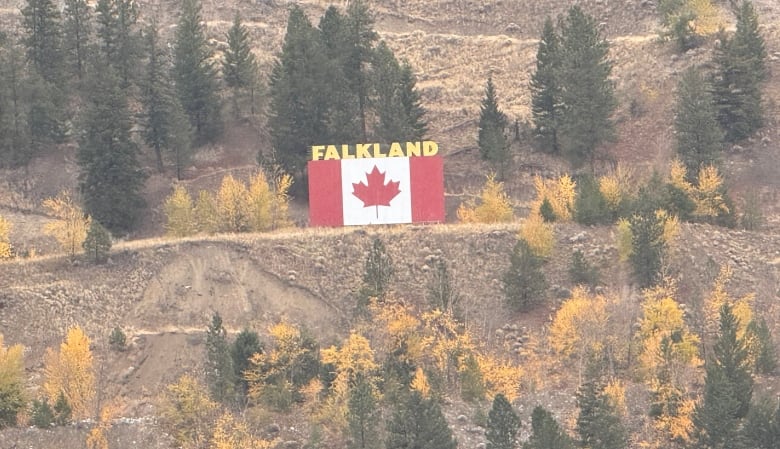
[308,140,445,227]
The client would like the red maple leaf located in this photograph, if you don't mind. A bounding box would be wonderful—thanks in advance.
[352,165,402,217]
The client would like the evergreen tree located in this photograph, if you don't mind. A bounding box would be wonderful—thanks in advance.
[82,220,111,263]
[674,67,723,182]
[26,71,62,151]
[745,317,777,375]
[268,6,329,183]
[77,64,146,235]
[0,41,32,168]
[486,394,520,449]
[711,1,767,142]
[230,328,262,401]
[575,376,627,449]
[742,398,780,449]
[30,398,54,428]
[62,0,92,81]
[557,6,615,168]
[426,258,460,315]
[502,239,548,312]
[173,0,222,144]
[348,375,379,449]
[693,303,754,449]
[358,237,394,308]
[628,201,665,289]
[344,0,377,141]
[374,41,427,143]
[385,391,457,449]
[222,12,258,117]
[478,76,509,176]
[524,405,575,449]
[52,391,72,426]
[141,20,193,177]
[318,6,361,143]
[205,313,236,405]
[21,0,63,84]
[530,17,561,154]
[95,0,140,87]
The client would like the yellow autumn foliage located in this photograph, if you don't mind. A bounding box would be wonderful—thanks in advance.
[599,164,635,212]
[217,175,252,233]
[411,367,431,398]
[656,209,680,247]
[321,333,378,423]
[248,172,273,232]
[159,375,218,449]
[0,214,12,259]
[86,402,120,449]
[549,287,610,359]
[604,379,627,416]
[518,212,554,258]
[211,412,278,449]
[616,218,633,262]
[689,0,724,35]
[693,166,729,218]
[369,298,425,361]
[476,353,523,402]
[164,185,195,237]
[271,172,293,230]
[0,334,25,423]
[42,191,91,256]
[457,174,513,223]
[704,266,754,340]
[43,326,95,419]
[532,175,576,222]
[194,190,219,234]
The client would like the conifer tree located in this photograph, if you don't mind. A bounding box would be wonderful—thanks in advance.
[385,391,457,449]
[745,317,777,375]
[230,329,262,401]
[426,258,460,315]
[83,220,111,263]
[557,6,615,168]
[173,0,222,144]
[742,398,780,449]
[502,239,548,312]
[77,63,146,235]
[575,375,627,449]
[348,375,379,449]
[95,0,140,87]
[628,203,666,289]
[711,1,767,142]
[222,12,258,117]
[205,313,236,405]
[693,303,753,449]
[62,0,92,81]
[0,42,32,168]
[524,405,575,449]
[674,67,723,182]
[530,17,561,154]
[268,6,329,182]
[358,237,394,308]
[478,76,510,176]
[344,0,377,141]
[0,335,25,428]
[374,42,427,143]
[21,0,64,84]
[141,20,192,176]
[486,394,520,449]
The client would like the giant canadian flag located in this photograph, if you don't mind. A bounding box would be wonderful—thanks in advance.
[308,143,444,226]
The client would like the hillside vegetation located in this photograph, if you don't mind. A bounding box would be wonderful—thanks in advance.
[1,0,780,448]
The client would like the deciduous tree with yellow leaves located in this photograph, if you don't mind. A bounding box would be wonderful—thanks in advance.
[43,326,95,419]
[531,175,576,222]
[164,185,195,237]
[0,334,25,428]
[0,215,12,259]
[42,192,91,257]
[159,375,218,449]
[457,174,513,223]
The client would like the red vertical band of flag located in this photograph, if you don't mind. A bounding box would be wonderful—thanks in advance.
[410,155,445,223]
[308,159,343,226]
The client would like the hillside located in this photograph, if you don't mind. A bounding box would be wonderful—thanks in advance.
[1,0,780,448]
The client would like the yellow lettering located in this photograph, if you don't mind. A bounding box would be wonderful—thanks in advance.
[312,145,325,161]
[324,145,340,160]
[373,143,386,158]
[423,141,439,156]
[406,141,422,157]
[356,144,372,159]
[388,142,404,157]
[341,144,354,159]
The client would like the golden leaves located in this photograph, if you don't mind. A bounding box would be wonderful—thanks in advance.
[164,185,195,237]
[457,174,513,223]
[532,174,575,222]
[0,214,12,259]
[42,191,91,257]
[43,326,95,419]
[518,212,554,258]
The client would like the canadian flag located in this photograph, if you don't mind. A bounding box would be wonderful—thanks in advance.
[308,156,445,226]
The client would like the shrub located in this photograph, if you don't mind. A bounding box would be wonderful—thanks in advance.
[31,399,54,428]
[539,198,556,222]
[574,174,612,225]
[740,190,764,231]
[109,327,127,352]
[0,215,12,259]
[569,250,600,287]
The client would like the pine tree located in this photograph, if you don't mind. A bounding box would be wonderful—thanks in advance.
[21,0,64,84]
[95,0,140,87]
[575,376,627,449]
[268,6,330,183]
[426,258,460,315]
[348,375,379,449]
[486,394,520,449]
[222,12,258,117]
[742,398,780,449]
[62,0,92,81]
[141,20,193,176]
[524,405,575,449]
[557,5,615,168]
[82,220,111,263]
[502,239,548,312]
[711,1,766,142]
[530,17,561,154]
[628,202,666,289]
[77,63,146,235]
[385,391,457,449]
[745,317,776,375]
[173,0,222,144]
[0,41,32,168]
[693,303,754,449]
[358,237,394,308]
[53,391,72,425]
[205,313,236,405]
[344,0,377,141]
[230,329,262,402]
[374,42,427,143]
[675,67,723,182]
[478,76,509,176]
